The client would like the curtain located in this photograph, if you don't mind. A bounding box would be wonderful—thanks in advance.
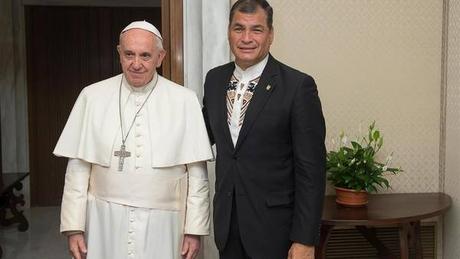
[183,0,231,102]
[183,1,231,258]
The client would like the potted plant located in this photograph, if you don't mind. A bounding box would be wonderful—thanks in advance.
[326,122,402,207]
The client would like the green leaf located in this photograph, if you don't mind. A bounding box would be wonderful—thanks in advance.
[351,141,361,150]
[373,130,380,141]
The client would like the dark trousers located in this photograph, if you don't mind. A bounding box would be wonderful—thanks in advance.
[219,196,251,259]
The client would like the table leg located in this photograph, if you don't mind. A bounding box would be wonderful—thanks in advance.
[399,222,425,259]
[355,226,397,259]
[315,224,334,259]
[399,223,410,259]
[0,181,29,232]
[409,221,423,259]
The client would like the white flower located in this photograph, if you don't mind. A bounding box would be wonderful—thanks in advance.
[350,158,356,165]
[342,136,348,145]
[385,154,393,165]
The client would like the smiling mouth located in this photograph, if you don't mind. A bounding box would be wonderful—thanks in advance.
[238,47,256,52]
[129,75,144,80]
[129,71,144,76]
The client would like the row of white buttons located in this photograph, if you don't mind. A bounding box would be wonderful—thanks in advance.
[128,208,136,257]
[135,105,144,169]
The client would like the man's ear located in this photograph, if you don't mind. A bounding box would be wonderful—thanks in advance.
[116,45,123,63]
[227,25,231,42]
[269,27,274,45]
[156,49,167,68]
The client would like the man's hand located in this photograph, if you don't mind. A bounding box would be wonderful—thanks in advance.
[181,234,201,259]
[287,242,315,259]
[68,233,87,259]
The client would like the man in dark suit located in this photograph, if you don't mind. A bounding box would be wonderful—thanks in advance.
[202,0,326,258]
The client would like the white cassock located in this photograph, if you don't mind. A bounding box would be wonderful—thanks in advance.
[53,73,213,259]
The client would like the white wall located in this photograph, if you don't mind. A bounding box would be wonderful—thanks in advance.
[270,0,444,194]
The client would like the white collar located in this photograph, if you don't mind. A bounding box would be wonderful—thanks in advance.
[233,55,269,82]
[123,72,158,94]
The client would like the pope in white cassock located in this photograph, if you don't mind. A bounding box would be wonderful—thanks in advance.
[53,21,213,259]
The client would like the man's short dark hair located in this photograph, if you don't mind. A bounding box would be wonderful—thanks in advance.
[229,0,273,30]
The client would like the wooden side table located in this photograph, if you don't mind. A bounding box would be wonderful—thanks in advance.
[316,193,451,259]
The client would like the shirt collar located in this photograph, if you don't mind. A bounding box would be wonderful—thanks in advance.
[233,54,269,82]
[123,72,158,94]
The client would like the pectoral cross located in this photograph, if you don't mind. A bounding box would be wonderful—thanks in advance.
[114,144,131,171]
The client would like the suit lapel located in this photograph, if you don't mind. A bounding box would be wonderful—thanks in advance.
[217,64,236,151]
[234,55,279,153]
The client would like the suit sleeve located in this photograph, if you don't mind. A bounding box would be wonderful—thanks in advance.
[289,76,326,245]
[202,73,215,146]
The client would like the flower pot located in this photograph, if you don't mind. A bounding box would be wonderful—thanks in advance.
[334,187,368,207]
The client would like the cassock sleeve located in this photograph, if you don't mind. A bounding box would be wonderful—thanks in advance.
[183,161,210,235]
[60,158,91,233]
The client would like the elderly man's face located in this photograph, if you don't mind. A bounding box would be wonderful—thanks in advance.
[228,7,273,70]
[118,29,165,87]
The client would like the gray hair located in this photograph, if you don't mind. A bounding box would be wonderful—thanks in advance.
[154,35,164,51]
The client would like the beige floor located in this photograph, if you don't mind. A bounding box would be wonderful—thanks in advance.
[0,207,68,259]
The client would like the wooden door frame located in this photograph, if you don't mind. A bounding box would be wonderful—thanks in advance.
[161,0,184,85]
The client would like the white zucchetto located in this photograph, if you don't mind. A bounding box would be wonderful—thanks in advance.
[121,20,163,41]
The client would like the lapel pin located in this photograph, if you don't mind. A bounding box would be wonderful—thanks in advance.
[266,85,272,91]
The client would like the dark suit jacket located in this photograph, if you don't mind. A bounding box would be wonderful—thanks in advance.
[203,54,326,259]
